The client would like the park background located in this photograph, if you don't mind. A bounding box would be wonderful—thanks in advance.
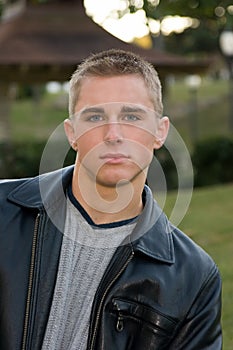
[0,0,233,348]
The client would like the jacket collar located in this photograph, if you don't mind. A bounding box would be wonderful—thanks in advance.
[131,186,175,264]
[8,166,174,264]
[8,166,74,209]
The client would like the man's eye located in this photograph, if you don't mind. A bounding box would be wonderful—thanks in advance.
[123,114,141,122]
[88,115,104,122]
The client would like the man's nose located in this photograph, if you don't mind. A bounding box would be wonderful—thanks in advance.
[103,122,123,144]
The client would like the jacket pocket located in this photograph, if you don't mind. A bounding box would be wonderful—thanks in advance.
[106,298,178,350]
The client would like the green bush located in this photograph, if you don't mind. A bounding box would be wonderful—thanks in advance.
[192,137,233,187]
[154,147,178,190]
[0,141,76,179]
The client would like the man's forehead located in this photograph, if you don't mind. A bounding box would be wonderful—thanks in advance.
[73,74,154,112]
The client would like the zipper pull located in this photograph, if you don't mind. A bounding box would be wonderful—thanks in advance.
[113,300,124,332]
[116,315,124,332]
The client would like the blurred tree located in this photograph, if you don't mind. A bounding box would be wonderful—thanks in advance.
[127,0,233,54]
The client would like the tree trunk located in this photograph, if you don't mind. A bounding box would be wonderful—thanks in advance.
[0,84,12,143]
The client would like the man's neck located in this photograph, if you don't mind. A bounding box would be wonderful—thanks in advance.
[71,169,145,225]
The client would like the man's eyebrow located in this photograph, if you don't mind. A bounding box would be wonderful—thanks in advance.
[121,105,147,114]
[79,107,105,115]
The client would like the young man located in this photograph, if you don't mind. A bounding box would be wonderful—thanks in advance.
[0,49,222,349]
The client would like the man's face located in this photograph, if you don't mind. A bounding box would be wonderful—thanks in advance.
[65,75,169,187]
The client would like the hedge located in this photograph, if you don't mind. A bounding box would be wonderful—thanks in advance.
[192,136,233,187]
[0,141,76,179]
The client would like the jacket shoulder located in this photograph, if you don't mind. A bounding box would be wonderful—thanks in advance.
[0,178,32,200]
[171,224,220,281]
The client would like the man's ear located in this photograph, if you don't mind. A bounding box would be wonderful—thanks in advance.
[64,118,77,151]
[154,116,169,150]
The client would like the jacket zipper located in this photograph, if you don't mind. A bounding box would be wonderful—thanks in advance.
[89,249,134,350]
[21,213,40,350]
[113,300,124,332]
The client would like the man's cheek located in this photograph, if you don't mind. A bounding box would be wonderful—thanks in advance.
[78,146,102,167]
[131,146,153,169]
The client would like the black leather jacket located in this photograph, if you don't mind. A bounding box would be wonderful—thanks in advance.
[0,166,222,350]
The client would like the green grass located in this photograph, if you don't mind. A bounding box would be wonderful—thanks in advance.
[162,184,233,349]
[166,78,228,104]
[10,93,68,141]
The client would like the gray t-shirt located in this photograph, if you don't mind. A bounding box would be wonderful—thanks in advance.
[42,195,136,350]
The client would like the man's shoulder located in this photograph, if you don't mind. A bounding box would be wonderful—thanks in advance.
[0,178,31,197]
[171,224,219,280]
[137,187,218,272]
[0,166,74,210]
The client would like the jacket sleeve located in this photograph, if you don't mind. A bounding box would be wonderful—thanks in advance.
[169,265,222,350]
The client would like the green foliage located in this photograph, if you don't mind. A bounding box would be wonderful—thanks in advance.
[129,0,233,54]
[165,23,220,54]
[0,141,44,178]
[154,146,178,190]
[0,141,76,178]
[192,137,233,187]
[151,136,233,191]
[16,84,46,100]
[153,0,232,19]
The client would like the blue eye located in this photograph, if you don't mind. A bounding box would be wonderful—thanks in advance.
[88,114,104,122]
[123,114,140,122]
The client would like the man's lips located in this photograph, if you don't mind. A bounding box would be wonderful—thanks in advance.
[100,153,130,164]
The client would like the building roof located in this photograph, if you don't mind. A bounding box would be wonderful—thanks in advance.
[0,0,210,83]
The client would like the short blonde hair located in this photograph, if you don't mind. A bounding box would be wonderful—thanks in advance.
[69,49,163,118]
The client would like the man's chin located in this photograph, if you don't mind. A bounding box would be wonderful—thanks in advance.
[96,177,131,189]
[95,170,147,189]
[79,163,148,188]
